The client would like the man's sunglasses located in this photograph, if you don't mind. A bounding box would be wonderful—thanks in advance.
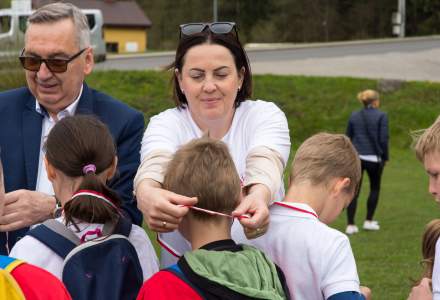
[19,48,87,73]
[179,22,238,40]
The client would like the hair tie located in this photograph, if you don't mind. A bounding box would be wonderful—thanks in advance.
[82,164,96,175]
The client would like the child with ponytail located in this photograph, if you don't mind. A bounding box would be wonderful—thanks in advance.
[10,115,158,282]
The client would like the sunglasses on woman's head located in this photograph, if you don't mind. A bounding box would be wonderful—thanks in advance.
[179,22,238,40]
[19,48,87,73]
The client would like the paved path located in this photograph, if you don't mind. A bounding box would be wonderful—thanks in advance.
[96,37,440,82]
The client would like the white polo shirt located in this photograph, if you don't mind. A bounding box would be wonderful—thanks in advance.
[232,201,361,300]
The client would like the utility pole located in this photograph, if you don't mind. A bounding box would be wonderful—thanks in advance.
[398,0,406,37]
[213,0,218,22]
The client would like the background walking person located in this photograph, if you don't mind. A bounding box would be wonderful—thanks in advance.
[345,89,389,235]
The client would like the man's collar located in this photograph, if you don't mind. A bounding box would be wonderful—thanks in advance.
[35,84,84,119]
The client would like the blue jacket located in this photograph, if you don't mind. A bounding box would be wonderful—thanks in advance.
[0,83,144,254]
[346,107,389,162]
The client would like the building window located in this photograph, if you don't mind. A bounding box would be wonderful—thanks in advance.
[0,16,11,34]
[106,42,118,53]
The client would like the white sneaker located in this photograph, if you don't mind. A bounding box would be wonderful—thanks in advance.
[363,220,380,231]
[345,225,359,235]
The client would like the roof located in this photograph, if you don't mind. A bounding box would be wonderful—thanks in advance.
[32,0,152,28]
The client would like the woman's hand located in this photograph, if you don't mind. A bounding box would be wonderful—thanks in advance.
[232,183,270,239]
[136,179,197,232]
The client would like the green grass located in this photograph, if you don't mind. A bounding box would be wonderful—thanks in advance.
[3,70,440,299]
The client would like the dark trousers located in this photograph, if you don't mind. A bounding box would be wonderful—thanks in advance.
[347,159,384,225]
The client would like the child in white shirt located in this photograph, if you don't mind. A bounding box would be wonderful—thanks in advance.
[10,115,158,281]
[233,133,371,300]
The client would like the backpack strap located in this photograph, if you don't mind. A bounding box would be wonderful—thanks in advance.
[110,216,132,237]
[164,264,203,296]
[165,264,205,298]
[27,220,80,259]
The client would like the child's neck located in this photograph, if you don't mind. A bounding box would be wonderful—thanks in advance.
[185,218,232,250]
[283,181,327,217]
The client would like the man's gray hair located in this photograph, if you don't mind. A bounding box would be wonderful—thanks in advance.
[27,2,90,49]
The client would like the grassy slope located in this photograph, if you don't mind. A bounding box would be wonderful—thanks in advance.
[2,70,439,299]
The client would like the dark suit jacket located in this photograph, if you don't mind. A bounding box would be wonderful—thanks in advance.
[0,83,144,254]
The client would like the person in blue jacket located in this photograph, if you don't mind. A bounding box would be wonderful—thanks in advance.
[0,2,143,254]
[345,89,389,235]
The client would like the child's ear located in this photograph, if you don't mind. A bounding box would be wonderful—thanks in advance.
[44,157,56,182]
[332,177,351,195]
[106,156,118,180]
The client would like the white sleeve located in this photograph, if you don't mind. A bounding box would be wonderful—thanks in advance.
[433,238,440,300]
[129,225,160,282]
[321,235,361,299]
[140,110,183,161]
[10,236,64,279]
[246,101,291,167]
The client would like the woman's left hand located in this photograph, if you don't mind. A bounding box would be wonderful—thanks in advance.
[232,184,271,239]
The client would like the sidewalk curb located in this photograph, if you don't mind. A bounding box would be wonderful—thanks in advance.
[107,35,440,60]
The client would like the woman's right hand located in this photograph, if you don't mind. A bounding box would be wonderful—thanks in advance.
[136,179,197,232]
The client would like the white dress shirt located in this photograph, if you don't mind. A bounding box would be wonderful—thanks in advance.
[35,85,83,195]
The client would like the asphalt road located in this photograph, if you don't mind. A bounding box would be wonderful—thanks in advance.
[95,37,440,81]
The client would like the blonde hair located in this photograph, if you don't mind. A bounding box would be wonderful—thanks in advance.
[290,133,361,194]
[357,89,379,106]
[414,116,440,162]
[163,137,241,221]
[414,219,440,286]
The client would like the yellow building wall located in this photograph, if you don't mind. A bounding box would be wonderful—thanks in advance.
[104,27,148,54]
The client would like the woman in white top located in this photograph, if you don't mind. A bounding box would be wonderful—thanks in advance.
[10,115,159,281]
[134,22,291,266]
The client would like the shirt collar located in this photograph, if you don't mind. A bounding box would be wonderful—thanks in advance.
[35,84,83,119]
[273,201,319,219]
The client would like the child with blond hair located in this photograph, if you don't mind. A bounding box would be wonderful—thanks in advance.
[409,116,440,300]
[233,133,371,300]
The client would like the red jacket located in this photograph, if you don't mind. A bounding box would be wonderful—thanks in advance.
[137,270,202,300]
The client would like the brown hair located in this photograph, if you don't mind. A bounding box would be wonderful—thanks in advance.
[414,219,440,286]
[357,89,379,107]
[290,133,361,194]
[171,26,252,109]
[414,116,440,162]
[163,137,241,221]
[45,115,120,228]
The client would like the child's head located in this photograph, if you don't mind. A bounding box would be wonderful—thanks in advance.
[289,133,361,223]
[414,116,440,202]
[45,115,120,226]
[413,219,440,287]
[163,136,241,225]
